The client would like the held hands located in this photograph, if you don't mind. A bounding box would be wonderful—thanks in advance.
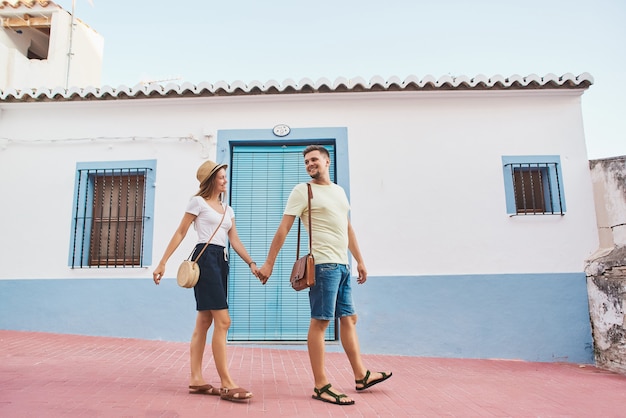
[256,263,272,285]
[249,262,261,280]
[243,261,268,283]
[255,261,366,285]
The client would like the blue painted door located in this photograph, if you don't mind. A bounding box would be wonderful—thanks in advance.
[228,144,336,341]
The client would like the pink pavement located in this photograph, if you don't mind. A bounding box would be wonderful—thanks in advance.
[1,330,625,417]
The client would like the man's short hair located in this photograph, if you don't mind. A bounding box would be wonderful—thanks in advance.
[303,145,330,158]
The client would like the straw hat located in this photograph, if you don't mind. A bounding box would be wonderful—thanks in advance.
[196,160,228,184]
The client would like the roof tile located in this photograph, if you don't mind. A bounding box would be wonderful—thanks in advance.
[0,74,594,103]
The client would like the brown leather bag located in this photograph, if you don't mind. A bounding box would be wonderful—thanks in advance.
[290,183,315,291]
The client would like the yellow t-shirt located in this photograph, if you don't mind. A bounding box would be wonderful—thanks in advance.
[284,182,350,265]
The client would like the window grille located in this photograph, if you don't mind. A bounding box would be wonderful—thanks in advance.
[504,162,564,215]
[71,167,150,268]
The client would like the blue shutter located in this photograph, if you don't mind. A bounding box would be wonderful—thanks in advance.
[228,144,335,341]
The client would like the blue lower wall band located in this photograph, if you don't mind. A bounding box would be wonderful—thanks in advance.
[0,272,593,363]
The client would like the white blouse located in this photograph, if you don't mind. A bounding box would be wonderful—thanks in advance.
[185,196,234,246]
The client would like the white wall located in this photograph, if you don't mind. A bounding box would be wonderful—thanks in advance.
[0,89,599,280]
[0,4,103,90]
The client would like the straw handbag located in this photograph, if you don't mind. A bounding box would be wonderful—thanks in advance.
[177,205,227,288]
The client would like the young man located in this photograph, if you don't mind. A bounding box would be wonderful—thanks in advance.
[257,145,392,406]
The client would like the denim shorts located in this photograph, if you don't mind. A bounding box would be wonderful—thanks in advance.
[309,263,356,320]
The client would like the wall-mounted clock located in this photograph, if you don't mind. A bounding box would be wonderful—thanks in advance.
[272,124,290,137]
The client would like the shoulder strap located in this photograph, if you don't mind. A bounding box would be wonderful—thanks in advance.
[190,204,228,262]
[296,183,313,259]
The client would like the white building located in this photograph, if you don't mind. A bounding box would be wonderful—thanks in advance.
[0,0,102,90]
[0,73,599,363]
[0,0,599,364]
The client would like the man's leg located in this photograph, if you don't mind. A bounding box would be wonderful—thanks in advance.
[308,318,354,404]
[308,264,355,404]
[339,314,366,377]
[307,318,330,388]
[340,314,393,389]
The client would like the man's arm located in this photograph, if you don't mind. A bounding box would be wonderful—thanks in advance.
[347,220,367,284]
[258,214,296,284]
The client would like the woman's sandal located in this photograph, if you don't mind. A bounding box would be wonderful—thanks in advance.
[355,370,393,391]
[312,383,355,406]
[189,384,220,395]
[220,387,253,402]
[188,384,220,395]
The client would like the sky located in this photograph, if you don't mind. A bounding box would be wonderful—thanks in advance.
[52,0,625,159]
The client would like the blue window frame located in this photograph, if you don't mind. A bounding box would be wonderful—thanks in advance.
[502,155,566,216]
[68,160,156,268]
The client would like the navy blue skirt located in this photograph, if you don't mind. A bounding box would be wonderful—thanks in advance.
[191,244,229,311]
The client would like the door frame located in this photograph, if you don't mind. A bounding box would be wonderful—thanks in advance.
[217,126,351,341]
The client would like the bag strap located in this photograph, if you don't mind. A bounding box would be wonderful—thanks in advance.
[189,203,228,263]
[296,183,313,259]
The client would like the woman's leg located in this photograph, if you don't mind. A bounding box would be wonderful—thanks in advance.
[211,309,252,399]
[210,309,235,387]
[189,310,213,386]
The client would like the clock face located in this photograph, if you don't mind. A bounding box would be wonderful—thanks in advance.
[273,124,290,137]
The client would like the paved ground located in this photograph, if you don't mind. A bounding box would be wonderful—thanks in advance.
[1,330,625,417]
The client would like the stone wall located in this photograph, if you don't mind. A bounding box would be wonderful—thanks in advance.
[586,156,626,374]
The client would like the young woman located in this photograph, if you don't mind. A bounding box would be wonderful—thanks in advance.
[152,160,257,402]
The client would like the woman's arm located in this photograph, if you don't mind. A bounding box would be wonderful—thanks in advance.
[152,212,196,285]
[228,217,258,274]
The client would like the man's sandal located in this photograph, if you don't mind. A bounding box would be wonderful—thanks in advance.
[312,383,355,406]
[220,387,253,402]
[355,370,393,391]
